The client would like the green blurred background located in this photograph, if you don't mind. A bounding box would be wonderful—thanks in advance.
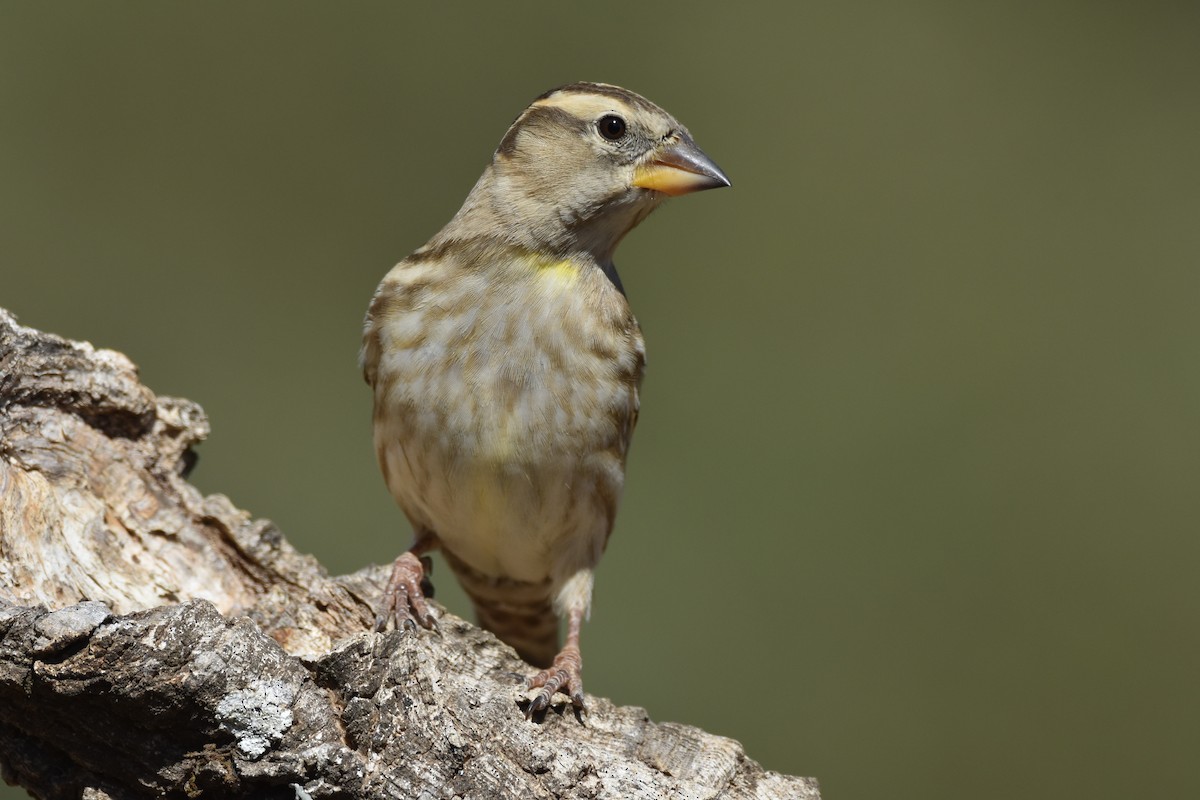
[3,3,1198,798]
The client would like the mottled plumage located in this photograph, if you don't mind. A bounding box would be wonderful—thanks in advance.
[362,82,728,713]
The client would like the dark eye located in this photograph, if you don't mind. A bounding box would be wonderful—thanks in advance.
[597,114,627,141]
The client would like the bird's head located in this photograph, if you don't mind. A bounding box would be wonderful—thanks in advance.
[462,82,730,261]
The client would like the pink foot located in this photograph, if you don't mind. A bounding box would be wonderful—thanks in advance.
[375,551,436,632]
[527,643,585,715]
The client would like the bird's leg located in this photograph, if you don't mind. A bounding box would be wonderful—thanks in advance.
[527,606,585,715]
[375,535,437,632]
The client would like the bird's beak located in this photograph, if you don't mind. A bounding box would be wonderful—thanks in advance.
[633,136,731,196]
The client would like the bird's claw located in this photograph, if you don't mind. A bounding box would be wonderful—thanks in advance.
[375,551,436,633]
[526,644,585,718]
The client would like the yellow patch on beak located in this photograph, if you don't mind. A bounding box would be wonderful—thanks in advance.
[632,163,723,196]
[633,138,731,197]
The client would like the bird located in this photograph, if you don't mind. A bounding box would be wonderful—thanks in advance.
[361,82,729,715]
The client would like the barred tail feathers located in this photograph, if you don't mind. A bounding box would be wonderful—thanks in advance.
[441,550,560,668]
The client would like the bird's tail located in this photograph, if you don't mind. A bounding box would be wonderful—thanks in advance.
[441,550,560,668]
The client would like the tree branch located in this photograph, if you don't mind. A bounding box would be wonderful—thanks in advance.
[0,307,819,799]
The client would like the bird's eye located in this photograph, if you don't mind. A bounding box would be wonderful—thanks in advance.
[597,114,627,141]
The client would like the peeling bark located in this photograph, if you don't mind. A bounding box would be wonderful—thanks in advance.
[0,308,819,799]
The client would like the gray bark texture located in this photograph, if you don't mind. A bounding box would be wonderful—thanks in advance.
[0,307,820,800]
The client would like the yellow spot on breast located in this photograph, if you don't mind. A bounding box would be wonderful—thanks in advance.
[483,419,518,463]
[529,255,579,287]
[472,468,508,522]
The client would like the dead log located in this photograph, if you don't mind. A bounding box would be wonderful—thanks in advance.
[0,307,819,799]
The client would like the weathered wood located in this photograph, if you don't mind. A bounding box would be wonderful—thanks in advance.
[0,307,819,799]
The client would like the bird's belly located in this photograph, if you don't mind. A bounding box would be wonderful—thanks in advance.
[374,296,637,583]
